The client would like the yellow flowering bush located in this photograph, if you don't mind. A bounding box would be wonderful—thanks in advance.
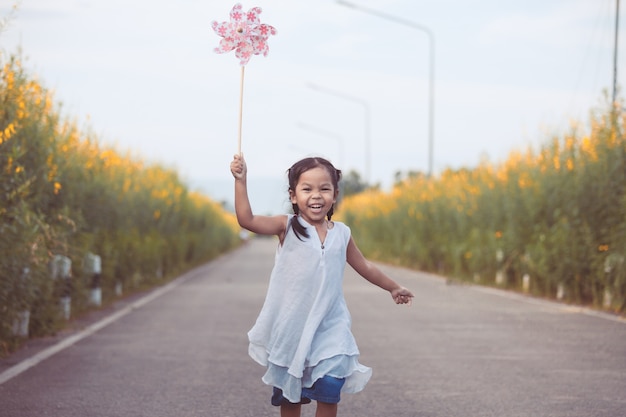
[340,99,626,313]
[0,53,239,352]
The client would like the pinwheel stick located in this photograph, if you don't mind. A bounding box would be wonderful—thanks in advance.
[238,66,245,154]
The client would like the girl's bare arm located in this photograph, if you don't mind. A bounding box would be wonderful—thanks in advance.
[230,154,286,237]
[346,237,414,305]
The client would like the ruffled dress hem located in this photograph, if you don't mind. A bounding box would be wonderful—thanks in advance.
[249,342,372,404]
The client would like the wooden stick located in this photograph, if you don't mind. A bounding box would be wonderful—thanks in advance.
[237,66,245,155]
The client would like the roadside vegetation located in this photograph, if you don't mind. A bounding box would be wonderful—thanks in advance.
[339,98,626,315]
[0,52,240,355]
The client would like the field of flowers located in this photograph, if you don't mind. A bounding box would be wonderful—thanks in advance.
[0,53,240,353]
[340,99,626,314]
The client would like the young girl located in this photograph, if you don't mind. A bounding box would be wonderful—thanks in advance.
[230,154,414,417]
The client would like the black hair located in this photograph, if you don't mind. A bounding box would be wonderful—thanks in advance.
[287,157,342,240]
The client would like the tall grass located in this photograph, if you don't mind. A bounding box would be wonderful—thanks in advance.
[0,53,240,353]
[340,99,626,313]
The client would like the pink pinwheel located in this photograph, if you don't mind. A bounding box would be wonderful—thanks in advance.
[211,4,277,154]
[212,3,276,66]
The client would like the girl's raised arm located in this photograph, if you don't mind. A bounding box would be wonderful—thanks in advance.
[230,154,287,237]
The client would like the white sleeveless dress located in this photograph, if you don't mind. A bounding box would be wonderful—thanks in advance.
[247,215,372,403]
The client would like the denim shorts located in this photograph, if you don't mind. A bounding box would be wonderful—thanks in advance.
[271,375,346,406]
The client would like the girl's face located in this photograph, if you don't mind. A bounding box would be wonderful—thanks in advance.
[290,167,338,225]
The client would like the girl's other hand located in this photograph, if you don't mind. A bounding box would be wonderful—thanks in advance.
[391,287,414,306]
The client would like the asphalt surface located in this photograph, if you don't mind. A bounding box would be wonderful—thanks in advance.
[1,237,625,417]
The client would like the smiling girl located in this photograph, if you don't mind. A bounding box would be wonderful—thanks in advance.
[230,154,413,417]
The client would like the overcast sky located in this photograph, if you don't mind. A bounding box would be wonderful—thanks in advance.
[1,0,623,213]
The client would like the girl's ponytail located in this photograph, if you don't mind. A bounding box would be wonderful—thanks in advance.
[289,206,309,240]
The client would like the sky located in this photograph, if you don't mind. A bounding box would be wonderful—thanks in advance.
[1,0,623,214]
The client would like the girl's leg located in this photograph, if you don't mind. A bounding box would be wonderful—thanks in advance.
[315,401,338,417]
[280,402,301,417]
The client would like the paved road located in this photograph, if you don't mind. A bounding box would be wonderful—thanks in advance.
[1,238,625,417]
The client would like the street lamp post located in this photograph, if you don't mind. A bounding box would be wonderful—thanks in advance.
[307,83,371,182]
[337,0,435,177]
[612,0,620,107]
